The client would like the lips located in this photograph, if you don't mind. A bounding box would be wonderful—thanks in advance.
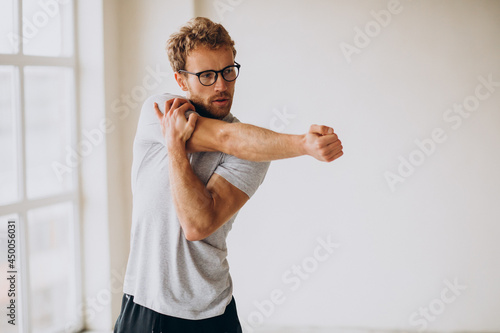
[211,95,230,106]
[212,99,229,107]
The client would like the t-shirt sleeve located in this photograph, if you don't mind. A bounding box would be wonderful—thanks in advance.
[214,155,270,199]
[212,114,271,198]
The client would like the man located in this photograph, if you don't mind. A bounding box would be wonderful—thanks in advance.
[114,17,342,333]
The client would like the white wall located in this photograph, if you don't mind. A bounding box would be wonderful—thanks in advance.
[78,0,111,330]
[109,0,500,332]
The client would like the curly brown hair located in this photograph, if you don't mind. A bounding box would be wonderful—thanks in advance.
[166,17,237,72]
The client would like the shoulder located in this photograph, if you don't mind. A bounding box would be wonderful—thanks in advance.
[142,93,186,113]
[222,112,239,124]
[137,93,186,125]
[134,93,184,144]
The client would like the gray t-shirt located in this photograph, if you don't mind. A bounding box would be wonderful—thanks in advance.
[123,93,270,320]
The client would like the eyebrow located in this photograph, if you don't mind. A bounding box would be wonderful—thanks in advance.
[191,62,235,72]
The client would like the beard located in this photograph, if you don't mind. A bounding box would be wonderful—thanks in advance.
[188,92,233,120]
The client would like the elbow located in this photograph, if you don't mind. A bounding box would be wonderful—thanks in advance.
[218,124,250,159]
[183,227,206,242]
[218,125,234,155]
[181,219,211,242]
[182,214,222,242]
[178,202,217,241]
[219,127,261,161]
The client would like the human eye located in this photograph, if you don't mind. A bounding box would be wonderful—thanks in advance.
[200,72,215,79]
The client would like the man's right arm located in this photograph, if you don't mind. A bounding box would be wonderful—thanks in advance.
[155,99,343,163]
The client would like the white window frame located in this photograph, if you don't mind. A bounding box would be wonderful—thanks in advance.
[0,0,83,332]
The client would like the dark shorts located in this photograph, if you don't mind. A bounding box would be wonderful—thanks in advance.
[113,294,243,333]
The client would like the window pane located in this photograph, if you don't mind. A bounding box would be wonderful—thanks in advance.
[25,66,74,199]
[0,214,20,333]
[0,66,18,205]
[27,203,76,332]
[0,0,16,54]
[22,0,73,56]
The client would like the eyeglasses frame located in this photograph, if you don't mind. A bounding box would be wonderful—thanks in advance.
[178,62,241,86]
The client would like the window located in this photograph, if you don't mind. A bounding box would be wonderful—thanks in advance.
[0,1,81,332]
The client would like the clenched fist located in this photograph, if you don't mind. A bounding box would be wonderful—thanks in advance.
[303,125,343,162]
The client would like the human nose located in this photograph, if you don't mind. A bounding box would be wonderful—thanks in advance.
[213,73,227,92]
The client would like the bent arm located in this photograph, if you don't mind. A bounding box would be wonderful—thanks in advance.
[169,145,249,241]
[156,99,252,241]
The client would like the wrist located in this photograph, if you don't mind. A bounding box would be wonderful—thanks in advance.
[299,134,309,157]
[167,139,187,156]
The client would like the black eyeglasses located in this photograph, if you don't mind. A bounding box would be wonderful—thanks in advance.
[178,62,241,86]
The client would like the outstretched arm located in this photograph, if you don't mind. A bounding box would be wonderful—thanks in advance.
[155,98,343,163]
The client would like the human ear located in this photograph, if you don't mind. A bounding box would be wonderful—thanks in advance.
[174,72,189,91]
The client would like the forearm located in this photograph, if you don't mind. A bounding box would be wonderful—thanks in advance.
[221,123,307,162]
[168,145,214,239]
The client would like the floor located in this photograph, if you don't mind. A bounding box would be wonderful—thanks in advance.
[248,328,496,333]
[83,327,498,333]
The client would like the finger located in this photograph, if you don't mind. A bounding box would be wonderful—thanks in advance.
[325,143,343,160]
[154,102,163,120]
[163,100,175,117]
[324,138,341,151]
[319,140,342,159]
[322,144,342,161]
[330,151,344,162]
[317,134,339,147]
[171,98,184,112]
[322,133,339,143]
[329,144,343,157]
[176,103,196,116]
[310,124,334,135]
[168,97,189,105]
[187,112,198,128]
[165,99,174,113]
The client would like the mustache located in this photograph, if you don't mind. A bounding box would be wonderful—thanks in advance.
[210,93,232,101]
